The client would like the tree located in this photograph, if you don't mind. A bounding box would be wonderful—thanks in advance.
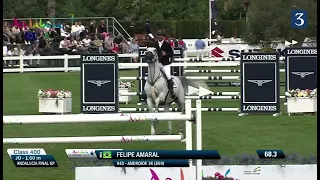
[242,0,317,46]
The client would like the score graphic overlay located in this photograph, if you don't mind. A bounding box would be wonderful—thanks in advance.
[7,148,57,167]
[291,10,308,29]
[256,150,286,159]
[285,47,317,91]
[240,53,280,113]
[81,54,119,113]
[65,149,221,167]
[96,150,220,167]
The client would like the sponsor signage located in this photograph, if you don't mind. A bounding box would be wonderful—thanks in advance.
[75,165,317,180]
[172,47,184,77]
[81,54,119,113]
[240,53,280,113]
[182,39,314,57]
[285,47,317,91]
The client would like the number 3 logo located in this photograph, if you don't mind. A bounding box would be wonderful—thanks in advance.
[295,13,305,26]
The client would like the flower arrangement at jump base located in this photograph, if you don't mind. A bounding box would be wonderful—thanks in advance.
[118,81,134,104]
[285,88,317,115]
[202,172,239,180]
[285,88,317,98]
[38,89,72,99]
[118,80,134,89]
[38,89,72,114]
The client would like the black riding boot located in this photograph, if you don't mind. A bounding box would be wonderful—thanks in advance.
[168,78,175,98]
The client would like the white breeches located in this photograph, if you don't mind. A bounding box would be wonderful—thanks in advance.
[161,64,171,80]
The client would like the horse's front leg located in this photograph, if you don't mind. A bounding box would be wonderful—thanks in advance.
[163,104,172,135]
[146,97,156,135]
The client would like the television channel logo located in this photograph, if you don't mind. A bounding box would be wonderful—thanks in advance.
[103,151,112,159]
[291,10,308,29]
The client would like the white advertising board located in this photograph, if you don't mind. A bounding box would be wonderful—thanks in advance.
[183,39,316,58]
[75,165,317,180]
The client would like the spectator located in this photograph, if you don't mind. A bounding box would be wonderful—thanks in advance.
[129,38,139,63]
[230,35,238,43]
[82,35,91,48]
[92,34,104,54]
[25,43,40,66]
[78,21,87,38]
[37,33,50,55]
[3,25,14,44]
[89,20,96,34]
[104,33,115,52]
[59,37,70,54]
[177,38,186,51]
[99,20,108,39]
[69,36,77,52]
[75,36,88,53]
[60,22,70,37]
[172,37,178,47]
[71,22,80,36]
[195,38,206,59]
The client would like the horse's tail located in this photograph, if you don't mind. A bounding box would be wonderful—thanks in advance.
[178,77,209,94]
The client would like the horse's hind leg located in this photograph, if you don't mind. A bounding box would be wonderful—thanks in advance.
[146,98,156,135]
[164,104,172,135]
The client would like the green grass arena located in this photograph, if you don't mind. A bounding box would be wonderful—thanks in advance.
[3,68,317,180]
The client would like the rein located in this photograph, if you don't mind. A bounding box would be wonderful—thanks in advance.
[147,62,162,86]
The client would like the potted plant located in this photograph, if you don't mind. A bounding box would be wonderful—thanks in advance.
[285,88,317,115]
[38,89,72,114]
[119,80,134,104]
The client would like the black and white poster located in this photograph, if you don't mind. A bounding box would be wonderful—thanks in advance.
[241,52,280,113]
[81,54,118,113]
[285,47,317,91]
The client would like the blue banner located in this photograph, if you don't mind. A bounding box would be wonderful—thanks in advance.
[210,0,219,20]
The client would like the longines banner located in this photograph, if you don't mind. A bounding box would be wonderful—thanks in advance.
[75,165,317,180]
[285,47,317,91]
[80,54,119,113]
[240,52,280,113]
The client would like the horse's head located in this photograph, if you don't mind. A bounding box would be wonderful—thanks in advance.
[145,47,158,63]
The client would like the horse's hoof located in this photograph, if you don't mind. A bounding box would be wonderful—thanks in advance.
[178,131,184,139]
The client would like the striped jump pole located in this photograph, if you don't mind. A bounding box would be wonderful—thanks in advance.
[175,57,239,62]
[185,95,286,99]
[119,62,240,68]
[205,81,286,87]
[120,91,240,96]
[174,57,285,62]
[184,69,286,73]
[3,135,183,144]
[120,76,240,80]
[119,107,240,112]
[3,112,193,124]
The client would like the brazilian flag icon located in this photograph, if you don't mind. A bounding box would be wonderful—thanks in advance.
[103,151,112,158]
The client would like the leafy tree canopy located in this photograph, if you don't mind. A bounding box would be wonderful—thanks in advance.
[242,0,317,45]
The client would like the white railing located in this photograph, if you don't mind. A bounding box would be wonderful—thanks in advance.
[3,54,139,73]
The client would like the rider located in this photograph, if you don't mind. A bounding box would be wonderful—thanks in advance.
[154,30,175,98]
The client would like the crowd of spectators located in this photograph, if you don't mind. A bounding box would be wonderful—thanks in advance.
[3,19,187,67]
[3,20,135,67]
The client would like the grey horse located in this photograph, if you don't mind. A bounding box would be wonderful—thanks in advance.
[144,47,207,135]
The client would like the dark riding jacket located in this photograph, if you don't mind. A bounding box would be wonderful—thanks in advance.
[155,40,173,66]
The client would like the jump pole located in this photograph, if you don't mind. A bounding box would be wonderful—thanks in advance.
[3,135,183,144]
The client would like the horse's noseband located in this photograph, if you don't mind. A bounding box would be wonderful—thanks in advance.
[145,51,155,62]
